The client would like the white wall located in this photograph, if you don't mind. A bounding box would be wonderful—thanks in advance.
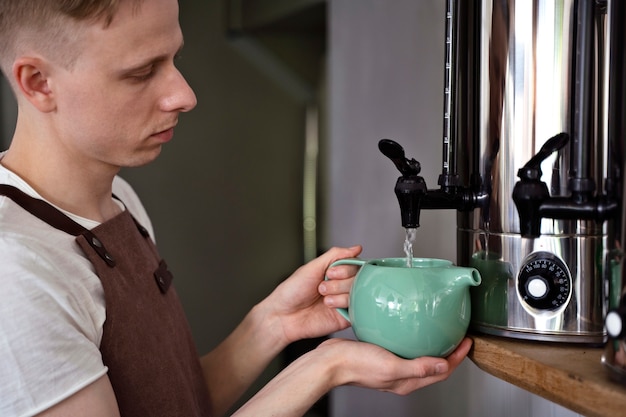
[325,1,581,416]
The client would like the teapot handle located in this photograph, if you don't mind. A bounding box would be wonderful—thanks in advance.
[325,258,366,323]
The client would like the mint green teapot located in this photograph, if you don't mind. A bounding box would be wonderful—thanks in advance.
[329,257,481,358]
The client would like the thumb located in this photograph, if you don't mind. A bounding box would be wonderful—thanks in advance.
[409,357,450,378]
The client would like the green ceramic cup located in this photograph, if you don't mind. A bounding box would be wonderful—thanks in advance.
[328,257,481,358]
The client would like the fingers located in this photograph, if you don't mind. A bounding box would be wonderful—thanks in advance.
[320,245,363,267]
[325,263,359,279]
[321,294,348,308]
[319,276,352,307]
[408,338,472,380]
[319,268,355,308]
[317,246,361,308]
[445,337,473,368]
[399,356,450,380]
[319,274,353,294]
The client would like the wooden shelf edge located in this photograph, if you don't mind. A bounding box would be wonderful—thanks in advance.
[468,334,626,417]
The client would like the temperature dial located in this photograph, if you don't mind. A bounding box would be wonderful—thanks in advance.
[518,252,571,311]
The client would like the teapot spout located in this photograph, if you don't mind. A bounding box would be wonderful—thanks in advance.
[454,267,482,288]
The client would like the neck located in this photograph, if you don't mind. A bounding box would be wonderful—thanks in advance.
[3,128,122,223]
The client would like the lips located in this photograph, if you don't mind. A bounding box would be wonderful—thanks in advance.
[151,127,175,143]
[151,120,177,142]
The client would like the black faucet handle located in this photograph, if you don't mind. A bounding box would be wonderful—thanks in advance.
[378,139,421,177]
[513,132,568,237]
[518,133,569,180]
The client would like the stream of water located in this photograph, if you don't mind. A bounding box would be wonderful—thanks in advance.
[403,227,417,267]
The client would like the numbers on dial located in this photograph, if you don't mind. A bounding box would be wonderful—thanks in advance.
[518,252,571,311]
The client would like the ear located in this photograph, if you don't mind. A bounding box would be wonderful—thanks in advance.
[12,56,56,113]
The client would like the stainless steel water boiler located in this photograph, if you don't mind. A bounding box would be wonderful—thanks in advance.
[380,0,625,346]
[452,0,623,344]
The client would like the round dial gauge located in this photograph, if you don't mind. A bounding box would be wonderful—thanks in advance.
[518,252,571,311]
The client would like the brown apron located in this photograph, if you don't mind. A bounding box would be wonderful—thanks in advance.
[0,185,212,417]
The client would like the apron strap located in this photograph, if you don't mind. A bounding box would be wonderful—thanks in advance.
[0,184,86,235]
[0,184,116,267]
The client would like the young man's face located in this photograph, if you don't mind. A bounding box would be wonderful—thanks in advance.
[48,0,197,170]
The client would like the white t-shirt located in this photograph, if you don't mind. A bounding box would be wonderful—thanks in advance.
[0,156,154,417]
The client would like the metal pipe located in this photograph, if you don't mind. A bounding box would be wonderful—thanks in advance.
[570,0,596,196]
[441,0,456,179]
[608,0,625,187]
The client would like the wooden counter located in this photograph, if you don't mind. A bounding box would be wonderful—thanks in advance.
[468,334,626,417]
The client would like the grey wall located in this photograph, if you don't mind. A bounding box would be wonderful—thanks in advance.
[325,1,581,416]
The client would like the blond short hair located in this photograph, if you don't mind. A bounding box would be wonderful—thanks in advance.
[0,0,142,78]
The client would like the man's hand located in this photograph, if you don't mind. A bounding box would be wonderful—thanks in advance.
[262,245,362,345]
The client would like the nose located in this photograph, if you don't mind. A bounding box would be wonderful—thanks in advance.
[161,67,197,113]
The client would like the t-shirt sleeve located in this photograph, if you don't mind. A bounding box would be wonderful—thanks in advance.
[0,232,107,416]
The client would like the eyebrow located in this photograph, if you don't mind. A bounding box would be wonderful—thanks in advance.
[118,41,185,76]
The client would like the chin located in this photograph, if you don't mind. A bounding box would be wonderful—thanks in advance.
[122,147,163,168]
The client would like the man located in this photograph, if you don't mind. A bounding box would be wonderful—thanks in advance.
[0,1,472,416]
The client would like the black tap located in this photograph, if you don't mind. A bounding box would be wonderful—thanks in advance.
[512,132,618,238]
[512,133,568,238]
[378,139,427,228]
[378,139,484,229]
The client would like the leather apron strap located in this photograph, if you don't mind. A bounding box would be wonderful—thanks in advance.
[0,185,212,416]
[0,184,116,266]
